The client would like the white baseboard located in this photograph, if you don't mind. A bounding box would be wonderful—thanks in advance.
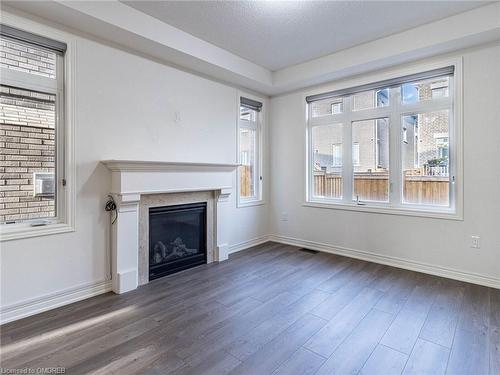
[269,235,500,290]
[115,269,138,294]
[0,279,113,325]
[216,244,229,261]
[228,235,271,255]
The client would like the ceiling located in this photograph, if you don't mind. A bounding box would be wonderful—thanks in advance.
[123,1,486,71]
[4,1,499,95]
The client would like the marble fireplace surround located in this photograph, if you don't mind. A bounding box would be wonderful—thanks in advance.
[102,160,239,294]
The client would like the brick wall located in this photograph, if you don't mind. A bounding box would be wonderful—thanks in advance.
[0,86,56,223]
[0,37,56,79]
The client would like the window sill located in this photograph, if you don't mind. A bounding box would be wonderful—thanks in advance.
[304,200,462,221]
[0,222,75,242]
[237,199,265,208]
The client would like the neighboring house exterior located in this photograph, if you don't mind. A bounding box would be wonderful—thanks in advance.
[312,124,342,174]
[313,78,449,176]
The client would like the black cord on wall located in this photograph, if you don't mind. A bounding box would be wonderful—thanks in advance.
[105,195,118,224]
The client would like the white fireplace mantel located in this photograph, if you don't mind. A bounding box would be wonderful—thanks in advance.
[103,159,239,198]
[101,160,239,294]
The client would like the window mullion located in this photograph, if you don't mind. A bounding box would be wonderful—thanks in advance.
[55,54,65,221]
[309,114,344,126]
[448,75,456,212]
[350,108,392,122]
[399,98,451,115]
[342,97,353,204]
[389,87,402,207]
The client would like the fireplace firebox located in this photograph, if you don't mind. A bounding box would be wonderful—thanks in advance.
[149,202,207,280]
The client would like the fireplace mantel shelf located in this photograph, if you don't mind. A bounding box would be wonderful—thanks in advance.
[102,160,240,172]
[101,159,238,198]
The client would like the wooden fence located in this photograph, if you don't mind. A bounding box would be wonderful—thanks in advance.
[313,171,449,205]
[240,165,253,197]
[403,174,449,206]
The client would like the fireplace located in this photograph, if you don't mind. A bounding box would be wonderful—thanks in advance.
[149,202,207,281]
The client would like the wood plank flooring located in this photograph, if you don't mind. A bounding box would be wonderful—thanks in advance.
[1,242,498,375]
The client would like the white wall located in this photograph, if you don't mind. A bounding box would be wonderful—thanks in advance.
[0,15,269,317]
[269,43,500,285]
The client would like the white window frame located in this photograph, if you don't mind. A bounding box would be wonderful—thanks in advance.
[0,13,76,241]
[237,92,264,208]
[304,59,463,220]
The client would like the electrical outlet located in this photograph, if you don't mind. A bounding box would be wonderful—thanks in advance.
[281,212,288,221]
[471,235,480,249]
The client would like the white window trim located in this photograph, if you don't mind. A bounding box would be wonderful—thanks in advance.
[0,13,76,241]
[237,91,265,208]
[304,58,463,221]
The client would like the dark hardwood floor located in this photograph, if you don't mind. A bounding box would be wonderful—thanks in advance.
[1,242,499,374]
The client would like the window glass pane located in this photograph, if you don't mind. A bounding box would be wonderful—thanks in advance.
[402,110,450,206]
[352,88,390,111]
[0,37,57,79]
[240,106,256,122]
[352,118,389,202]
[376,88,389,107]
[402,76,449,104]
[0,85,56,223]
[311,97,343,117]
[239,128,256,198]
[352,143,360,166]
[312,124,343,199]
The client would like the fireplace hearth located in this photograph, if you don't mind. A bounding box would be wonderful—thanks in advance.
[149,202,207,280]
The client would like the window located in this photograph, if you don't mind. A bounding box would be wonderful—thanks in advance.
[376,88,389,107]
[436,135,449,159]
[1,25,72,239]
[402,126,408,144]
[402,77,449,104]
[238,96,262,206]
[312,124,343,199]
[311,97,343,117]
[306,65,459,216]
[331,143,342,167]
[431,81,449,99]
[331,101,343,115]
[352,143,360,166]
[352,118,389,202]
[402,111,450,206]
[353,89,389,111]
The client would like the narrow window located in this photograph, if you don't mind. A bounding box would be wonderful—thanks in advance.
[238,96,263,205]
